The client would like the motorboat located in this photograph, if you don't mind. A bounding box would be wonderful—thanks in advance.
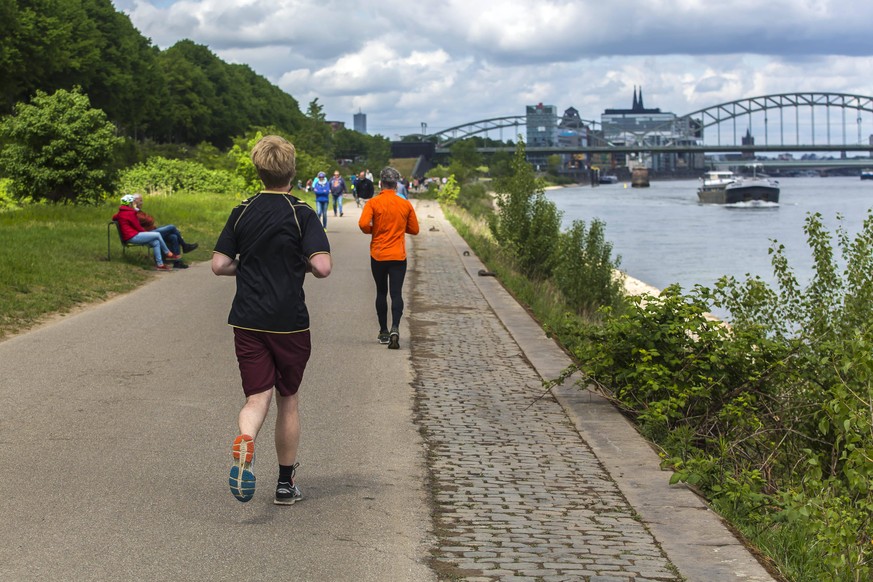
[861,169,873,180]
[697,167,779,204]
[599,174,619,184]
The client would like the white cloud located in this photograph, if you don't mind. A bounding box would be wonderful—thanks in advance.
[113,0,873,137]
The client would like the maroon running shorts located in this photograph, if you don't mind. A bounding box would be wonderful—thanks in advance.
[233,328,311,397]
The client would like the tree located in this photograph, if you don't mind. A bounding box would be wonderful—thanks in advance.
[363,135,391,170]
[487,150,513,179]
[154,42,221,145]
[490,138,543,253]
[76,0,163,138]
[306,98,326,122]
[0,0,93,112]
[0,88,121,204]
[553,219,624,314]
[546,154,563,176]
[450,139,482,172]
[332,128,368,161]
[293,98,332,157]
[1,1,307,147]
[437,175,460,206]
[489,139,559,279]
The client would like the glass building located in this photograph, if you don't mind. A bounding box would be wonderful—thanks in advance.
[354,110,367,134]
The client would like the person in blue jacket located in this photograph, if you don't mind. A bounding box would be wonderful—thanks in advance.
[311,171,330,229]
[329,170,346,217]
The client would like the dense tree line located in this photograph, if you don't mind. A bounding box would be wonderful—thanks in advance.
[0,0,393,203]
[1,0,312,147]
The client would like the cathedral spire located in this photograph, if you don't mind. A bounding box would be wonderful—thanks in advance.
[632,86,638,110]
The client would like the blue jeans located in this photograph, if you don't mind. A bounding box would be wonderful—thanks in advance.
[154,224,183,255]
[315,200,328,228]
[127,231,171,265]
[331,193,343,216]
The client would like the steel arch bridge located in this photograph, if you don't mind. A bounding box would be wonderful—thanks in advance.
[417,115,603,147]
[421,92,873,152]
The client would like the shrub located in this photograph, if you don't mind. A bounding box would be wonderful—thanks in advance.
[0,88,121,204]
[563,211,873,581]
[489,139,560,279]
[553,218,625,315]
[518,193,562,279]
[437,175,460,206]
[119,157,244,196]
[0,178,19,211]
[456,182,492,217]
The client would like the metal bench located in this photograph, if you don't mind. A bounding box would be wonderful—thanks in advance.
[107,220,150,261]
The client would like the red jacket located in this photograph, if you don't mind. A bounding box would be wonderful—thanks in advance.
[112,205,145,241]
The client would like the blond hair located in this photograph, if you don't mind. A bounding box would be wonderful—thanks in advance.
[251,135,297,188]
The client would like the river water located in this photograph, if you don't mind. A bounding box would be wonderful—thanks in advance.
[544,176,873,294]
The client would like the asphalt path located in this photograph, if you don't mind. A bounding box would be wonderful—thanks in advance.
[0,202,435,581]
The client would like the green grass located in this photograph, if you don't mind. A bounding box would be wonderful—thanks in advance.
[444,207,589,332]
[0,190,269,339]
[389,158,417,178]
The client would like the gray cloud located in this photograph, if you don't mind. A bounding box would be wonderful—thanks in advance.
[115,0,873,137]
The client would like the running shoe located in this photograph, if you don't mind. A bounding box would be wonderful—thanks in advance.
[377,330,390,344]
[388,329,400,350]
[274,463,302,505]
[229,434,256,502]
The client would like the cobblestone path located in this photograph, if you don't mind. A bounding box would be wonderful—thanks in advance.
[408,221,680,582]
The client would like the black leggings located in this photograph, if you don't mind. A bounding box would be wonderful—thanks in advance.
[370,258,407,331]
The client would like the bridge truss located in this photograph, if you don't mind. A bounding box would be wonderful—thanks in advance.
[421,115,602,147]
[422,92,873,153]
[665,92,873,149]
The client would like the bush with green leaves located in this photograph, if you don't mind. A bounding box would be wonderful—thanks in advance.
[0,88,121,204]
[489,139,561,279]
[119,157,244,196]
[437,175,460,206]
[0,178,19,211]
[553,219,625,315]
[227,133,264,195]
[227,130,335,196]
[456,181,492,217]
[562,210,873,581]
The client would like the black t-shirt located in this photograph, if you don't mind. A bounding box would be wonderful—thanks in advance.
[214,191,330,333]
[356,178,374,199]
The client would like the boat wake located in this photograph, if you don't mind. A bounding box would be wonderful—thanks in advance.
[724,200,780,209]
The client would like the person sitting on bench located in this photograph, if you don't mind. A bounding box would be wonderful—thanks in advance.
[112,194,181,271]
[131,193,198,269]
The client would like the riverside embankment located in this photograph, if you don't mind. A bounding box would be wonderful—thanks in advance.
[0,198,775,581]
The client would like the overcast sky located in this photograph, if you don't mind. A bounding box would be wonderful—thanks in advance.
[113,0,873,140]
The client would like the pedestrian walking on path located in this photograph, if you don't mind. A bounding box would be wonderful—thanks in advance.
[354,170,374,207]
[358,166,419,349]
[329,170,346,217]
[212,135,332,505]
[312,171,330,230]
